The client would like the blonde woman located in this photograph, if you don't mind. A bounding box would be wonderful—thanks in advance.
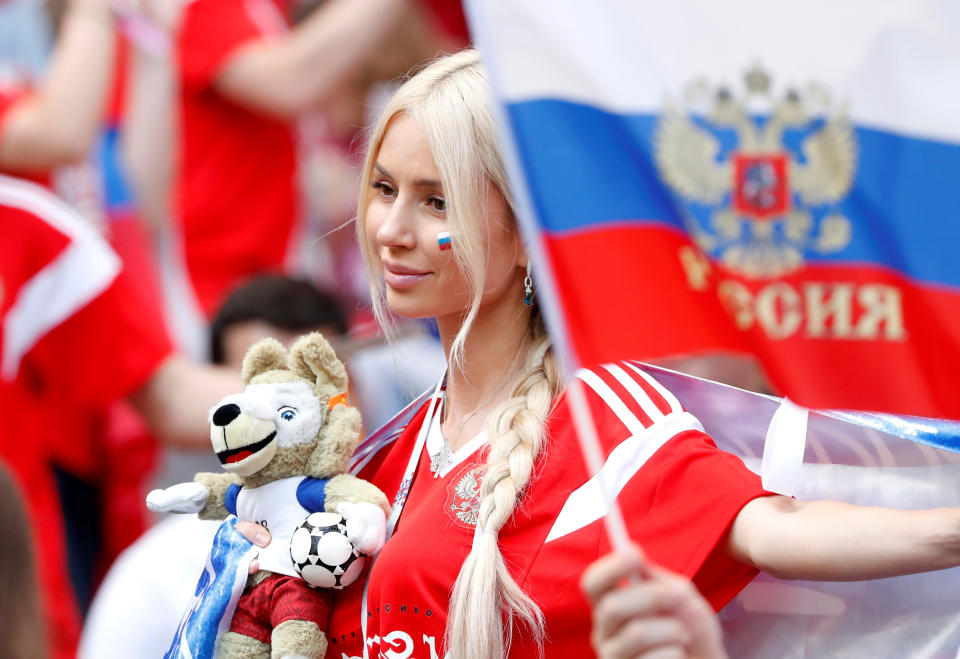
[236,49,960,658]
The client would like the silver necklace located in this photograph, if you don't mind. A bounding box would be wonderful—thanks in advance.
[429,436,456,475]
[430,368,519,477]
[429,398,482,477]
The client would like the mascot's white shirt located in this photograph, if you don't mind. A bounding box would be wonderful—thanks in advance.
[226,476,328,577]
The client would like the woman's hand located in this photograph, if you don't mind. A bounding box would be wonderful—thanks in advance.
[581,546,727,659]
[235,521,272,574]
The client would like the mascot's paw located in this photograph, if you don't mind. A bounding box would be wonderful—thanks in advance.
[336,501,386,555]
[146,482,209,513]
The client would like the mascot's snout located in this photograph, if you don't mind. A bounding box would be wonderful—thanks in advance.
[210,404,278,476]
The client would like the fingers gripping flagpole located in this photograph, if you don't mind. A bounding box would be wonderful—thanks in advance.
[464,0,636,555]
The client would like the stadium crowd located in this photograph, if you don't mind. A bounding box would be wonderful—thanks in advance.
[0,0,460,655]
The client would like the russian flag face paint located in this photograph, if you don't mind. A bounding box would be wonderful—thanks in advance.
[437,231,452,251]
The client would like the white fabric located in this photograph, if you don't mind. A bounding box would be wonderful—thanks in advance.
[545,410,703,543]
[79,516,222,659]
[760,397,810,495]
[467,0,960,143]
[146,482,209,514]
[633,363,960,659]
[234,476,310,577]
[336,501,386,555]
[623,361,683,413]
[0,174,121,380]
[573,367,647,437]
[157,229,208,361]
[601,363,672,422]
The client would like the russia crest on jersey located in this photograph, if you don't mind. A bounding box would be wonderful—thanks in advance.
[465,0,960,420]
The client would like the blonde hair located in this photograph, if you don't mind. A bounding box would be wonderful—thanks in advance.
[358,49,508,366]
[356,50,563,657]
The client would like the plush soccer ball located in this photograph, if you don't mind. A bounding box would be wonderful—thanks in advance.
[290,512,366,589]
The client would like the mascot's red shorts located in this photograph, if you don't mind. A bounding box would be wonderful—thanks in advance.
[230,573,331,643]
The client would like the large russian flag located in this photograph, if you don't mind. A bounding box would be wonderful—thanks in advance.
[465,1,960,419]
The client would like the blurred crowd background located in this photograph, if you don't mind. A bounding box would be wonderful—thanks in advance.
[0,0,471,656]
[0,0,778,656]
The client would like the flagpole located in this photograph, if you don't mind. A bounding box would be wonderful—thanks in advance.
[461,0,574,373]
[465,0,634,554]
[566,378,635,552]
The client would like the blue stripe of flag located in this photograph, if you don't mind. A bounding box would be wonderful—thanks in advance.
[508,99,960,289]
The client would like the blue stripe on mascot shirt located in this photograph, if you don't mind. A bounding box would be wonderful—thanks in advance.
[166,517,258,659]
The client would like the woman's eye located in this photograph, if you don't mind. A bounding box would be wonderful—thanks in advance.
[279,407,297,421]
[371,180,395,198]
[428,196,446,212]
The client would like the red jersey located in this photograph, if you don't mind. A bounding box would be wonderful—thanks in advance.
[0,85,24,132]
[176,0,298,315]
[325,361,770,657]
[416,0,470,43]
[0,174,172,659]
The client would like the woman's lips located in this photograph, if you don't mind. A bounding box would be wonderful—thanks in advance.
[383,262,430,290]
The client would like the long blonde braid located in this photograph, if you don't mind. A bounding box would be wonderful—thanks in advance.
[446,325,562,658]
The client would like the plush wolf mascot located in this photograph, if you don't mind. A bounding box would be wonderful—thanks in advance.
[148,333,388,658]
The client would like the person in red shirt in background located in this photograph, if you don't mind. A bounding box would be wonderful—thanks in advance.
[0,0,113,175]
[0,173,237,659]
[0,3,123,654]
[0,3,237,655]
[176,0,422,316]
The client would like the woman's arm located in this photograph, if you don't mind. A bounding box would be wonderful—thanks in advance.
[728,495,960,581]
[127,356,241,449]
[0,0,115,170]
[212,0,409,118]
[121,15,178,236]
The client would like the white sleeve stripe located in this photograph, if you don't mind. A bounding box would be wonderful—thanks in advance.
[625,361,683,414]
[2,239,121,380]
[0,174,104,241]
[574,367,646,436]
[602,363,666,423]
[545,412,705,543]
[0,176,121,380]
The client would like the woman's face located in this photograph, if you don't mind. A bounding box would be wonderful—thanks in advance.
[364,114,525,322]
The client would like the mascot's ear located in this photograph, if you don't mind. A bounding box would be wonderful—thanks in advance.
[241,338,289,384]
[288,333,348,398]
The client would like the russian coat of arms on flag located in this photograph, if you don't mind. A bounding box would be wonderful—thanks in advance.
[466,0,960,420]
[654,66,856,279]
[464,1,960,655]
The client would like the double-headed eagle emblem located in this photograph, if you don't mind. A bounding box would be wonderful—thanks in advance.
[451,468,482,526]
[655,66,857,278]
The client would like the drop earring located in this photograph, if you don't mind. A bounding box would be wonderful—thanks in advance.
[523,262,534,306]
